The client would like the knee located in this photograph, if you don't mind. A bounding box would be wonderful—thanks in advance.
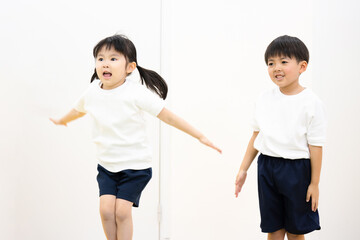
[286,232,305,240]
[115,207,131,223]
[100,205,115,221]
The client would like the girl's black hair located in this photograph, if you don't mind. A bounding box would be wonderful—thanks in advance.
[91,34,168,100]
[264,35,309,65]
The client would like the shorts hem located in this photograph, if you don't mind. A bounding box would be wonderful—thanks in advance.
[117,194,139,208]
[285,226,321,235]
[99,193,140,207]
[261,225,284,233]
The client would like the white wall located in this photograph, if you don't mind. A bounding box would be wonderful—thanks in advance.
[167,0,360,240]
[312,1,360,239]
[0,0,162,239]
[1,0,360,240]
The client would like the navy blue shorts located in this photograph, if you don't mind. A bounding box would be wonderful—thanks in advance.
[96,164,152,207]
[257,154,321,235]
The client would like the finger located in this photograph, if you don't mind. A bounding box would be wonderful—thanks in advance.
[312,200,316,212]
[312,198,317,212]
[207,142,222,154]
[235,186,241,197]
[306,190,311,202]
[214,146,222,154]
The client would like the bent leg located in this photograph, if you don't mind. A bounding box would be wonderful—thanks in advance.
[115,199,133,240]
[268,228,286,240]
[100,195,117,240]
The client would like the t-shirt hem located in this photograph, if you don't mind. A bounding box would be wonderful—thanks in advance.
[99,160,152,173]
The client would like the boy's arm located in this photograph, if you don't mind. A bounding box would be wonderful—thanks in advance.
[50,108,86,126]
[306,145,323,212]
[157,107,222,153]
[235,131,259,197]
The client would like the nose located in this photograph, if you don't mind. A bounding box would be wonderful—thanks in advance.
[101,60,109,68]
[274,64,281,72]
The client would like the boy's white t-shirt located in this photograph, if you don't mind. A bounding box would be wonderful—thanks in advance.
[252,87,326,159]
[74,79,165,172]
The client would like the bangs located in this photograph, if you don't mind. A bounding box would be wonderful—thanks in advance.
[264,35,309,64]
[93,35,129,58]
[265,42,295,61]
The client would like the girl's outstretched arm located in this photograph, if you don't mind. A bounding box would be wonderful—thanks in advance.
[157,108,222,153]
[50,108,86,126]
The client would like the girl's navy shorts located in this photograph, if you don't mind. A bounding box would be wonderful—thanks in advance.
[96,164,152,207]
[257,154,321,235]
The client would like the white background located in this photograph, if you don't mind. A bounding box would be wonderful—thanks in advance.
[1,0,360,240]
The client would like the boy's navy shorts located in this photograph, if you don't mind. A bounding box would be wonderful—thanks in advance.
[96,164,152,207]
[257,154,321,235]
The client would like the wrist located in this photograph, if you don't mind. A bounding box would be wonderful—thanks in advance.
[310,181,319,186]
[59,118,68,125]
[197,134,205,140]
[239,169,247,174]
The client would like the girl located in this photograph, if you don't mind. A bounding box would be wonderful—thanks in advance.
[50,34,221,240]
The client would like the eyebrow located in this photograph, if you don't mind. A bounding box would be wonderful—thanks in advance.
[268,57,289,61]
[97,53,121,57]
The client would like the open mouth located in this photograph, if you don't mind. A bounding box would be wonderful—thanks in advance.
[275,74,284,80]
[103,71,112,78]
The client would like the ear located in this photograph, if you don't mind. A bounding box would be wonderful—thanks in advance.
[299,61,308,74]
[126,62,137,74]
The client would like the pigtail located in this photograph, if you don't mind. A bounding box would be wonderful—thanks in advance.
[137,65,168,100]
[90,69,98,83]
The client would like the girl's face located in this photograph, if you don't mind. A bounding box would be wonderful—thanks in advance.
[95,46,136,90]
[267,56,307,92]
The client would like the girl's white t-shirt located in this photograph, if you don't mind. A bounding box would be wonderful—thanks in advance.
[74,79,165,172]
[252,87,327,159]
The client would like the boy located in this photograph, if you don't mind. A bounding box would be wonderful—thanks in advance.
[235,35,326,240]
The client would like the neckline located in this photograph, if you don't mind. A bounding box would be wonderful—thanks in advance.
[276,87,308,97]
[96,79,128,93]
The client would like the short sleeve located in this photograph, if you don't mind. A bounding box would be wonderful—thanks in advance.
[307,99,327,146]
[73,83,95,113]
[73,94,86,113]
[135,85,165,116]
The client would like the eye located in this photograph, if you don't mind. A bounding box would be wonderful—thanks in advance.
[111,58,117,61]
[282,61,288,64]
[268,62,273,66]
[98,57,103,61]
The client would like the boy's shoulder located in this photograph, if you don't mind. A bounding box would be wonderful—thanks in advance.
[302,88,324,106]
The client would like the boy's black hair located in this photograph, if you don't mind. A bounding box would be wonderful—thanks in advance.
[264,35,309,65]
[91,34,168,100]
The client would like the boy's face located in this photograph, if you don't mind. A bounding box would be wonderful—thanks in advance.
[267,56,307,91]
[95,46,136,90]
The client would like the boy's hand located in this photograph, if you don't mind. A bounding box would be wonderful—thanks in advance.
[306,183,319,212]
[198,136,222,154]
[49,118,67,126]
[235,170,247,197]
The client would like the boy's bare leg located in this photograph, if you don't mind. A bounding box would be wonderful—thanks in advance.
[287,232,305,240]
[268,229,286,240]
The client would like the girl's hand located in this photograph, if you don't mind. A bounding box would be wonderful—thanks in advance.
[49,118,67,126]
[306,183,319,212]
[235,170,247,197]
[198,136,222,153]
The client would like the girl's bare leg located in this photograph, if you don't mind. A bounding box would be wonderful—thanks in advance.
[100,195,117,240]
[115,199,133,240]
